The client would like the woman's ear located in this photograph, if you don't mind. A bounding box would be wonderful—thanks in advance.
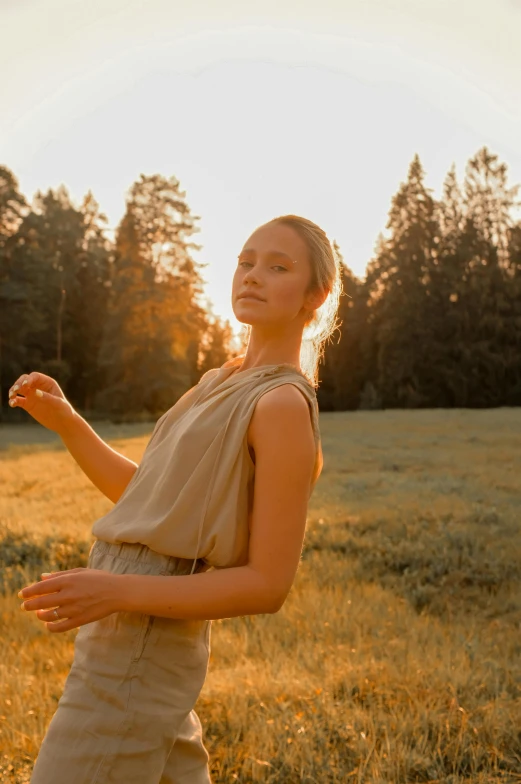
[305,288,328,314]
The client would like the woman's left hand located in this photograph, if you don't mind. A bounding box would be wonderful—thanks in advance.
[18,568,122,633]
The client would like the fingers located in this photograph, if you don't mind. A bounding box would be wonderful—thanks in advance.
[18,570,86,601]
[9,373,45,407]
[37,605,83,633]
[8,373,31,399]
[9,372,49,398]
[21,591,63,612]
[18,578,62,601]
[8,390,44,408]
[46,618,79,633]
[20,593,63,612]
[36,606,73,622]
[41,568,85,576]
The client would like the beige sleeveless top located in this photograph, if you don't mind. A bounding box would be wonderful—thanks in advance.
[91,355,322,575]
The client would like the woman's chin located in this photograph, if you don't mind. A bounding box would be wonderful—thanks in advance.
[232,309,266,325]
[233,315,259,326]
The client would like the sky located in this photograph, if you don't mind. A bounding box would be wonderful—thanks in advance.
[1,0,520,334]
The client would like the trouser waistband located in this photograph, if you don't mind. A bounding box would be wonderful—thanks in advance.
[90,539,208,576]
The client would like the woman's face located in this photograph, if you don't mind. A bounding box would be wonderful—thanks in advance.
[232,223,314,328]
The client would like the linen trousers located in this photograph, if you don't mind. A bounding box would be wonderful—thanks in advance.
[30,539,213,784]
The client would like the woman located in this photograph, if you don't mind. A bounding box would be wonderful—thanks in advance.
[11,214,342,783]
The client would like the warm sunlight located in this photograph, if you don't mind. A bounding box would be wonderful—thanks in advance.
[2,3,521,780]
[1,0,520,336]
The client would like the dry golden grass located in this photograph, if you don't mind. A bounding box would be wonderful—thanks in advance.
[1,409,520,783]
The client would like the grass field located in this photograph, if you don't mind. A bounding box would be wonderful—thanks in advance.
[1,408,520,783]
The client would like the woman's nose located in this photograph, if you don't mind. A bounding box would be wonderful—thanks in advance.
[243,269,261,284]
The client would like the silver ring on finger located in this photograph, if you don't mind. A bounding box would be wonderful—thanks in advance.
[53,608,60,620]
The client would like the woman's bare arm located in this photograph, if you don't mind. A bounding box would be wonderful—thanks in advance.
[59,412,138,504]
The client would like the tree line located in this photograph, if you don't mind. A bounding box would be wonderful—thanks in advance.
[320,147,521,410]
[1,145,520,422]
[0,171,233,421]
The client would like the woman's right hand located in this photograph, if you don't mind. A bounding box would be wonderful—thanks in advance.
[8,372,77,435]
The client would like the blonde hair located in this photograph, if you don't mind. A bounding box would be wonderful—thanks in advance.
[239,214,343,389]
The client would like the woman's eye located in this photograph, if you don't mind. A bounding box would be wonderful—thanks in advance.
[237,260,287,272]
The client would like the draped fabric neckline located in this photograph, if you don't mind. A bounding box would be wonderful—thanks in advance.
[218,354,315,389]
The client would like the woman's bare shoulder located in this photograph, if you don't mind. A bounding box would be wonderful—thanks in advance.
[247,383,315,454]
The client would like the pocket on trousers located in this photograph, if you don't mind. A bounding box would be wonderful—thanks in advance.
[131,613,155,662]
